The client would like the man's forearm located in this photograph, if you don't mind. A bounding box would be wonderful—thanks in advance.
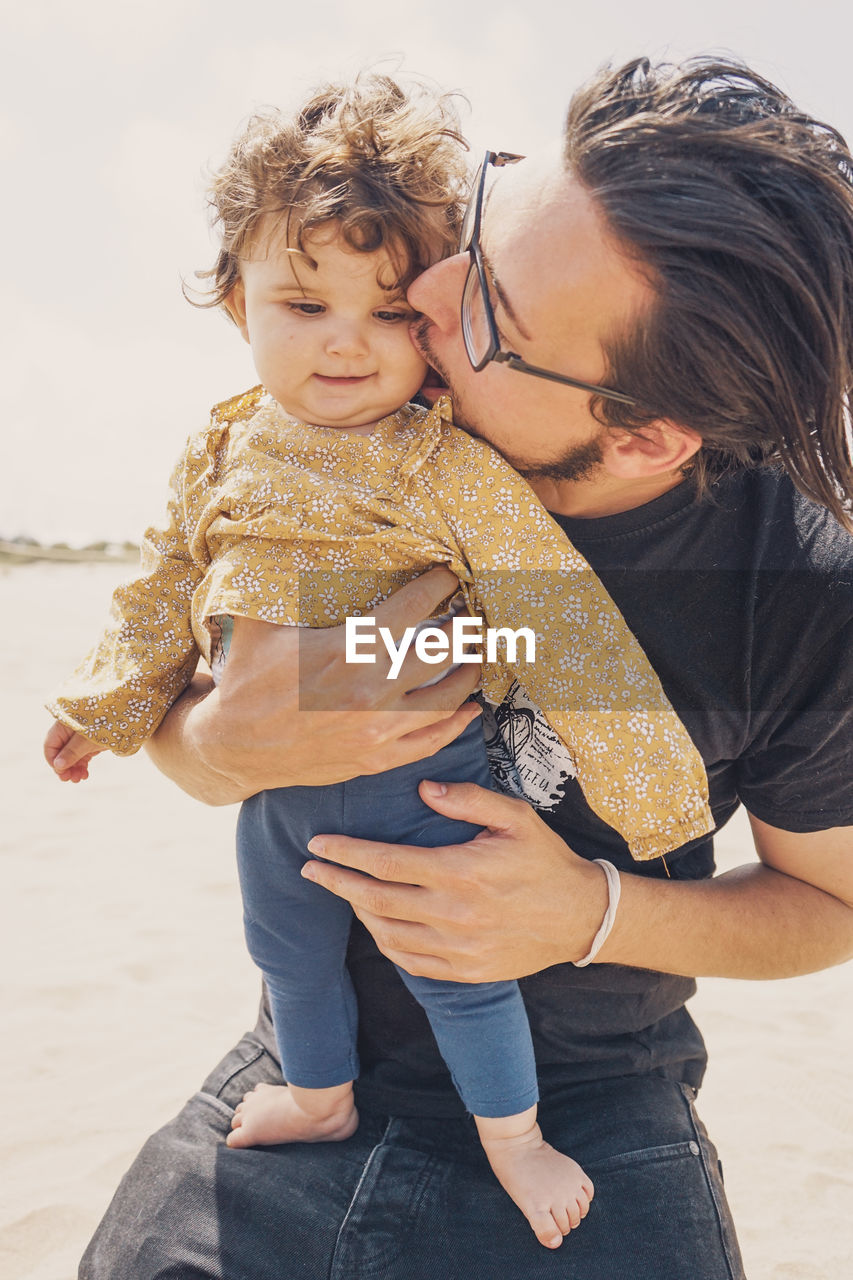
[146,675,248,806]
[144,579,482,804]
[599,860,853,979]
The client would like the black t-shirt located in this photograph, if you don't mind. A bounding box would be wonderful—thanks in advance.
[263,467,853,1117]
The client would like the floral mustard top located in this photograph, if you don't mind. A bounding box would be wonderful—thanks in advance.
[49,388,713,860]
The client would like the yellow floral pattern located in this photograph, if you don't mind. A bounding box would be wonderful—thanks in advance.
[49,388,713,859]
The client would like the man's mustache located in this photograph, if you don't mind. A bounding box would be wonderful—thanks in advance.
[410,316,449,388]
[409,315,434,359]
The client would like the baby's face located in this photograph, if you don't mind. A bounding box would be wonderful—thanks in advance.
[227,218,428,431]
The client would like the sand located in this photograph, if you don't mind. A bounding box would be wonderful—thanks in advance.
[2,560,851,1280]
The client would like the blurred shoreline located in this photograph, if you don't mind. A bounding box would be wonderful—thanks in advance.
[0,536,140,565]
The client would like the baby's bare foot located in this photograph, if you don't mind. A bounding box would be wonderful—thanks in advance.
[476,1113,594,1249]
[226,1081,358,1149]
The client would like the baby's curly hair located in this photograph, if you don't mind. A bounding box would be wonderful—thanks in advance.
[191,73,469,311]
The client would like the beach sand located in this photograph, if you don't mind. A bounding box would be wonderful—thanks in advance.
[2,560,851,1279]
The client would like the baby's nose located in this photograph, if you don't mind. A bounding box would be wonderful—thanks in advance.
[325,320,369,357]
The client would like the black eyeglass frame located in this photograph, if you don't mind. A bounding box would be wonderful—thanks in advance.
[460,150,639,407]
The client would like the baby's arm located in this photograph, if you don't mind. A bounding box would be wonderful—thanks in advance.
[45,435,208,761]
[44,720,104,783]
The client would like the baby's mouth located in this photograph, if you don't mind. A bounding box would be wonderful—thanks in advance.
[313,373,372,385]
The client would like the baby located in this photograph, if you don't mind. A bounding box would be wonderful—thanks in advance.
[44,74,711,1250]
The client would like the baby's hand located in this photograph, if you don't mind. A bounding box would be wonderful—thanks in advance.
[44,721,104,783]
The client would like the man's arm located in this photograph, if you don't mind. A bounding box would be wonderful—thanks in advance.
[144,567,481,804]
[594,810,853,977]
[299,782,853,983]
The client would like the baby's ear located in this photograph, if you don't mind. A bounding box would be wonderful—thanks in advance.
[224,282,249,341]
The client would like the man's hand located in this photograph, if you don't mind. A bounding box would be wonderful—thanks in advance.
[300,784,853,985]
[301,781,609,982]
[146,567,482,804]
[44,721,104,783]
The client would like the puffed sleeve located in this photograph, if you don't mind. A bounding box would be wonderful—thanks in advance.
[45,437,208,755]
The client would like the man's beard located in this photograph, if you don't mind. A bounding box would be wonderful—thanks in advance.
[410,316,605,485]
[513,435,604,484]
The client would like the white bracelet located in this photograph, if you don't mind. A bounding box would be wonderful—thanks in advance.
[572,859,622,968]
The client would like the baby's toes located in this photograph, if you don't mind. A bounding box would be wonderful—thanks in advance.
[566,1199,583,1230]
[549,1204,573,1235]
[236,1085,263,1106]
[530,1210,564,1250]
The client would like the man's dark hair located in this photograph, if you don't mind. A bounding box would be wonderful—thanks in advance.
[565,56,853,527]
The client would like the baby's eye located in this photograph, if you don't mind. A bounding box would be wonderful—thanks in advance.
[374,309,413,324]
[289,301,324,316]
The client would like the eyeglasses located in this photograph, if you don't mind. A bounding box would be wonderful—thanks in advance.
[460,150,638,406]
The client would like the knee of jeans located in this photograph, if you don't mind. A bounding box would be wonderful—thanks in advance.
[80,1117,226,1279]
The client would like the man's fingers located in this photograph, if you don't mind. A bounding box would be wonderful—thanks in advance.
[301,857,451,928]
[417,779,529,833]
[301,784,523,888]
[385,696,481,756]
[363,568,481,696]
[303,836,439,889]
[298,620,479,710]
[354,907,442,961]
[361,936,456,981]
[395,644,482,700]
[346,699,480,776]
[353,908,490,982]
[372,565,461,634]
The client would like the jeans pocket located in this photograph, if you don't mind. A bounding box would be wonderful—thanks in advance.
[587,1137,701,1174]
[579,1136,744,1280]
[198,1032,283,1109]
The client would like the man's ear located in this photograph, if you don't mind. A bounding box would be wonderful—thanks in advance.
[601,419,702,479]
[224,282,249,342]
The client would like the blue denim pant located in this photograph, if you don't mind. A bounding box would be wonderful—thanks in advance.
[79,1027,746,1278]
[236,719,538,1118]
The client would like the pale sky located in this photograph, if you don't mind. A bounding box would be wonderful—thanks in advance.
[3,0,852,542]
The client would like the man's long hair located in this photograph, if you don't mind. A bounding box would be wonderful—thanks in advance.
[566,56,853,526]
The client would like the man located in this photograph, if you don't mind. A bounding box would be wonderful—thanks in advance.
[80,57,853,1279]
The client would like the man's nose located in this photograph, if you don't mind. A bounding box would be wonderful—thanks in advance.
[407,253,468,330]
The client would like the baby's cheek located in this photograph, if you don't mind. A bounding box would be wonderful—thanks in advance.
[398,341,429,381]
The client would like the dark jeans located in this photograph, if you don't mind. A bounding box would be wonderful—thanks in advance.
[79,1029,745,1279]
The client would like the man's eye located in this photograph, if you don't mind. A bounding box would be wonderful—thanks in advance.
[289,302,324,316]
